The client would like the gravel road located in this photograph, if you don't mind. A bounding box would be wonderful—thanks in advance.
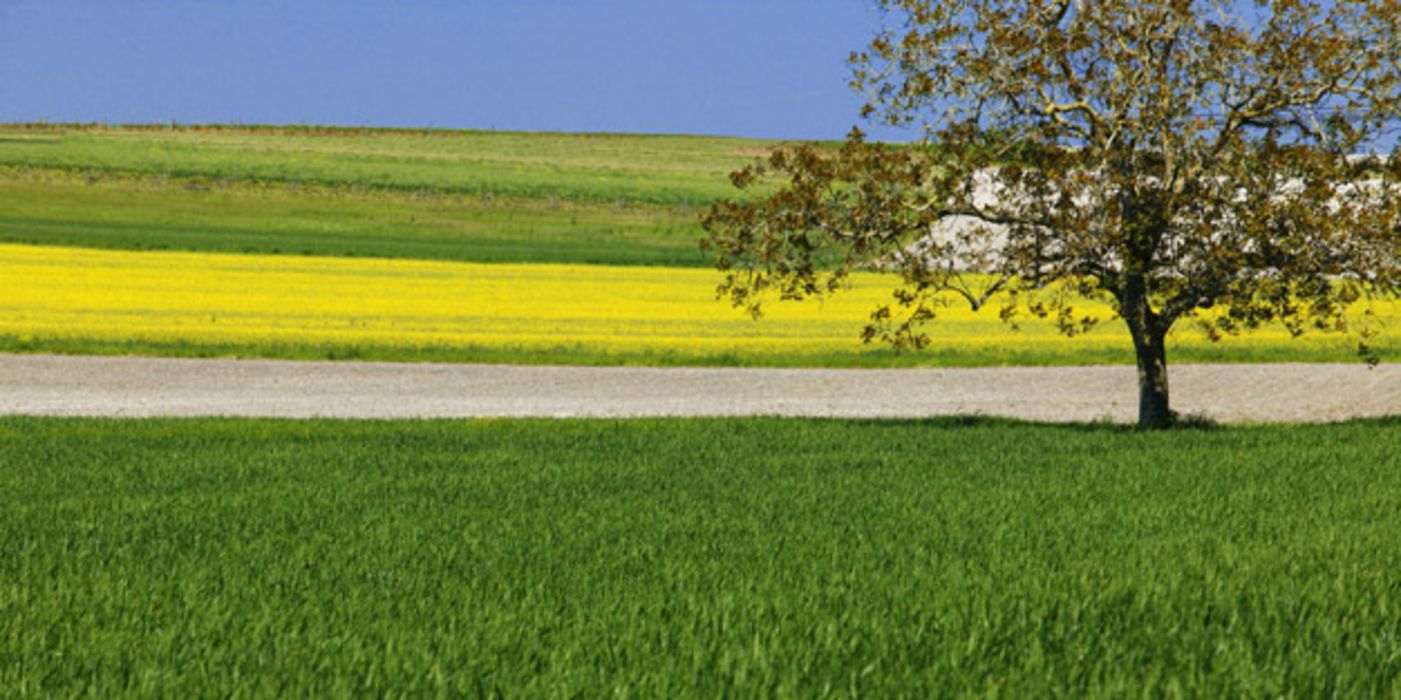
[1,354,1395,423]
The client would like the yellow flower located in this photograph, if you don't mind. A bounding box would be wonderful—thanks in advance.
[0,244,1392,365]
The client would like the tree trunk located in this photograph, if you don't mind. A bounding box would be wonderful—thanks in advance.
[1129,320,1171,428]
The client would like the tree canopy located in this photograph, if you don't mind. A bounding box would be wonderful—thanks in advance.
[703,0,1401,427]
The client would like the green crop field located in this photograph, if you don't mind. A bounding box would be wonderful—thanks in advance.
[3,417,1400,696]
[0,124,763,204]
[0,124,765,267]
[0,166,710,267]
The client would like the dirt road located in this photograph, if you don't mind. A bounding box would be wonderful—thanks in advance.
[1,354,1395,422]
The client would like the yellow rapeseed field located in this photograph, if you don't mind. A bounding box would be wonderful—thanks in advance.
[1,244,1393,365]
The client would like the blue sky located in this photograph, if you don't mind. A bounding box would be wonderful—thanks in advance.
[0,0,905,140]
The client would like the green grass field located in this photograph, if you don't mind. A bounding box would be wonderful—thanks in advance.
[0,166,710,267]
[0,124,763,204]
[0,124,758,267]
[3,417,1400,696]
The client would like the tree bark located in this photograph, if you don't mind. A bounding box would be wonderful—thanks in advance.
[1127,317,1171,428]
[1120,265,1173,428]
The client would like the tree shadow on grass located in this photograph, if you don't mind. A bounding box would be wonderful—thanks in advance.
[799,412,1401,433]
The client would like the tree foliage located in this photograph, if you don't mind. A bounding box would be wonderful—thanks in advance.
[703,0,1401,427]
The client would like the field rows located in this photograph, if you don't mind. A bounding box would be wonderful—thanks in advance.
[0,166,709,267]
[2,125,1398,696]
[1,127,1396,368]
[2,243,1394,367]
[0,127,764,205]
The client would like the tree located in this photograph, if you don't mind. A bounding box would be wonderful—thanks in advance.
[703,0,1401,428]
